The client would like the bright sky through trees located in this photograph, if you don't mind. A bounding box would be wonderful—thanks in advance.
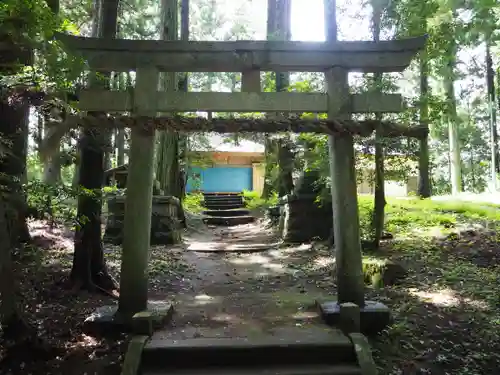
[243,0,372,41]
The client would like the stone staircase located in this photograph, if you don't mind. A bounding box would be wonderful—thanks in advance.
[202,193,255,226]
[134,327,373,375]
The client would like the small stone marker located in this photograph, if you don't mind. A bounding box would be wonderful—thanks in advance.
[339,302,360,334]
[132,311,153,336]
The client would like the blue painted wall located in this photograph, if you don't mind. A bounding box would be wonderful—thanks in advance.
[186,166,252,193]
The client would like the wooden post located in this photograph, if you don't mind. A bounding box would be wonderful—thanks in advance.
[326,66,365,307]
[118,67,158,317]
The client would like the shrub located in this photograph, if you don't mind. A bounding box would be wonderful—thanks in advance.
[183,192,204,213]
[241,190,278,210]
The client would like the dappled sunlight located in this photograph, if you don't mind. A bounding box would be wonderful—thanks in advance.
[29,221,74,251]
[408,287,489,310]
[228,253,272,265]
[225,253,287,275]
[190,294,223,306]
[291,311,320,320]
[312,256,335,270]
[279,243,313,253]
[187,241,220,251]
[211,313,245,324]
[67,334,99,349]
[267,249,291,259]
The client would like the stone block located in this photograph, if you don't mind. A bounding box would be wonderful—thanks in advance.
[83,301,174,336]
[104,194,182,245]
[339,302,360,334]
[362,258,407,287]
[132,311,153,336]
[316,300,391,336]
[280,195,332,243]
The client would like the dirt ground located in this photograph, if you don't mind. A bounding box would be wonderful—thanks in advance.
[1,217,500,375]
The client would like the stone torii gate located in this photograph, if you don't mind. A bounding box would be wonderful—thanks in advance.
[56,32,426,328]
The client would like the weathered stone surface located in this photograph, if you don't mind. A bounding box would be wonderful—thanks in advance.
[362,258,407,288]
[316,300,391,336]
[339,303,361,334]
[142,327,356,369]
[348,333,378,375]
[279,195,332,243]
[278,169,333,243]
[328,257,407,288]
[203,215,255,226]
[104,195,182,245]
[83,301,174,336]
[121,335,149,375]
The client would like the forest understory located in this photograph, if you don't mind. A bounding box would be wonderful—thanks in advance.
[1,198,500,375]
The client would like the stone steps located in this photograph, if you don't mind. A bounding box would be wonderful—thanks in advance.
[203,193,244,209]
[143,364,362,375]
[203,215,255,226]
[202,208,250,217]
[203,202,245,210]
[202,193,254,226]
[140,330,362,375]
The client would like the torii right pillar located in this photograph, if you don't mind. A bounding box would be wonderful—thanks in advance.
[315,65,391,335]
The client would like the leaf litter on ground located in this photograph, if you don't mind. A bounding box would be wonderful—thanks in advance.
[2,198,500,375]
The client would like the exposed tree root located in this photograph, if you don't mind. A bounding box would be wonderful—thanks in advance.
[70,268,119,299]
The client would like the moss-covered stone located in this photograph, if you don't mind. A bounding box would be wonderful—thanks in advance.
[104,195,182,245]
[362,258,407,288]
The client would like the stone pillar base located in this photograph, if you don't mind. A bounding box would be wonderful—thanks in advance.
[104,194,182,245]
[315,299,391,336]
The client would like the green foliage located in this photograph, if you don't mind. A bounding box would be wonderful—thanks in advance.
[242,190,278,210]
[1,0,85,92]
[26,180,78,226]
[183,192,204,213]
[357,196,500,238]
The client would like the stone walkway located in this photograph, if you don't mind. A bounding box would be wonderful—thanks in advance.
[152,220,336,340]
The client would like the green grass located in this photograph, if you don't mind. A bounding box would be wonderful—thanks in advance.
[241,190,278,210]
[355,197,500,374]
[283,196,500,374]
[183,192,205,213]
[357,196,500,235]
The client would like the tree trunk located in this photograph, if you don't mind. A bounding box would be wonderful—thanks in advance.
[42,118,62,184]
[486,39,498,189]
[116,128,125,165]
[261,136,275,199]
[369,0,386,249]
[418,45,431,197]
[277,138,294,196]
[71,0,120,294]
[0,86,31,246]
[0,0,38,338]
[372,129,385,248]
[155,0,182,198]
[271,0,294,197]
[178,0,189,193]
[0,195,31,341]
[444,22,462,194]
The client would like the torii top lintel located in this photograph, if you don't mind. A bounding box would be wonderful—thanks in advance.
[54,33,427,74]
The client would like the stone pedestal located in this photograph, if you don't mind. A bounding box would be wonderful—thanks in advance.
[83,301,174,335]
[279,194,332,243]
[104,195,182,245]
[316,300,391,336]
[279,168,333,243]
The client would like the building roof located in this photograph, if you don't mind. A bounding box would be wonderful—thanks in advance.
[194,133,265,153]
